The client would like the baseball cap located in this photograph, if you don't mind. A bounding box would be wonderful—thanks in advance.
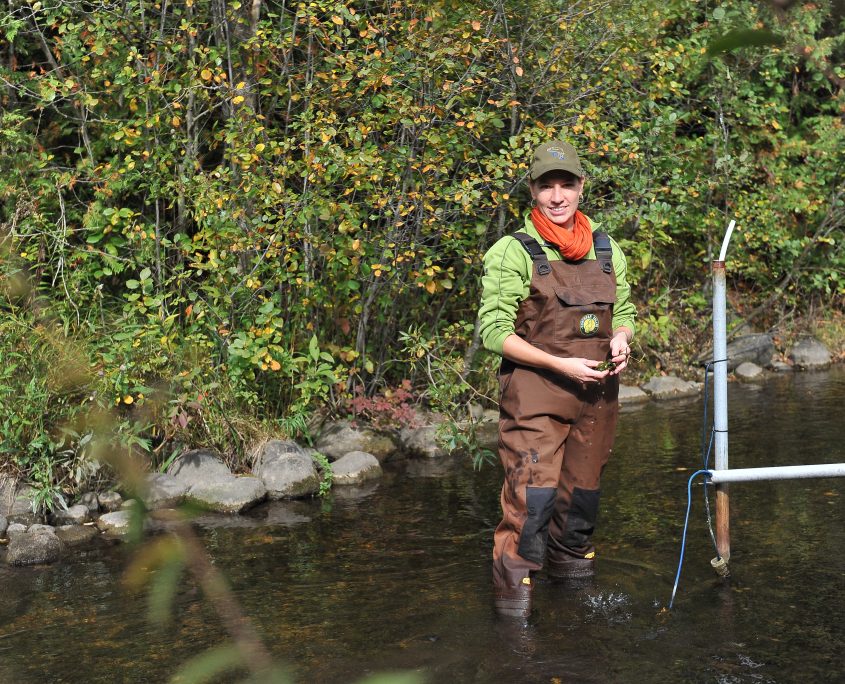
[529,140,583,180]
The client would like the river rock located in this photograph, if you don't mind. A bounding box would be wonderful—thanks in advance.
[143,473,188,509]
[252,440,320,499]
[79,492,100,513]
[725,333,775,371]
[186,476,267,514]
[6,528,63,566]
[52,504,91,525]
[1,481,41,525]
[314,420,398,462]
[6,522,26,539]
[0,515,7,537]
[770,359,793,372]
[619,384,649,405]
[400,425,447,459]
[55,524,99,545]
[331,451,383,485]
[735,361,764,381]
[96,510,133,534]
[168,448,233,485]
[788,338,831,370]
[27,523,55,534]
[641,375,700,400]
[98,491,123,512]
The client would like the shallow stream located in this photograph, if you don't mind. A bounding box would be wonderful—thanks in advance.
[2,367,844,683]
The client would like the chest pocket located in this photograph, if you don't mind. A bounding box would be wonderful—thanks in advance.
[554,283,615,307]
[554,282,615,342]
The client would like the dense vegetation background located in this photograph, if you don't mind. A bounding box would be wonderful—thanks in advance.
[1,0,843,498]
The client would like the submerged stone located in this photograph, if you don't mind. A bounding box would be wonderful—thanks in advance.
[331,451,383,485]
[640,375,701,400]
[252,440,320,500]
[55,524,99,545]
[619,384,649,405]
[6,529,63,566]
[96,510,134,535]
[735,361,765,381]
[185,476,267,514]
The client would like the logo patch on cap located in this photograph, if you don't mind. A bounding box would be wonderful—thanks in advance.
[547,145,567,160]
[579,314,600,336]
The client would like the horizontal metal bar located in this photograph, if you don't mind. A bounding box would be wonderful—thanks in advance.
[708,463,845,484]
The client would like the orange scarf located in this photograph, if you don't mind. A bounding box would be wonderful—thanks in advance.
[530,207,593,260]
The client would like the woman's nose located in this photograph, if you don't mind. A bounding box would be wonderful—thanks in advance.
[550,186,564,203]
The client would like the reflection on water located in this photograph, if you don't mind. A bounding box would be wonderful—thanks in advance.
[1,368,844,683]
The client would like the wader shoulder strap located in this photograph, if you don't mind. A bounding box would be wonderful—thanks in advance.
[512,232,551,275]
[593,231,613,274]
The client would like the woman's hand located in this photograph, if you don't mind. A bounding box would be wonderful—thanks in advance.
[608,329,632,375]
[550,357,612,384]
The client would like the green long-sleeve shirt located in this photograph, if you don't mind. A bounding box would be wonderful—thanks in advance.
[479,213,637,355]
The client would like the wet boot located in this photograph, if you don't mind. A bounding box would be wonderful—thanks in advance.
[547,551,596,580]
[493,577,533,618]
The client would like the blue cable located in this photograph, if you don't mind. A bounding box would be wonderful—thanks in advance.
[668,469,712,610]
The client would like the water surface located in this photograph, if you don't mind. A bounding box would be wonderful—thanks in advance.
[2,368,844,683]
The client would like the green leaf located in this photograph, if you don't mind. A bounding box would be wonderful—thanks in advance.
[167,645,245,684]
[147,553,185,626]
[126,280,140,290]
[707,29,784,56]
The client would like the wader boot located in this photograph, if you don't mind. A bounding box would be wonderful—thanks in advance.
[492,232,619,613]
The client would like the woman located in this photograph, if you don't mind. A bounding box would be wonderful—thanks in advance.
[478,140,636,618]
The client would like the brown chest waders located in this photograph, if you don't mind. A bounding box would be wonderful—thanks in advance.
[492,232,619,616]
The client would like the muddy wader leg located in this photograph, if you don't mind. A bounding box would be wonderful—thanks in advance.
[546,384,619,579]
[493,372,576,617]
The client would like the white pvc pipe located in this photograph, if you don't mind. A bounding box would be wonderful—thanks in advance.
[718,219,736,262]
[709,463,845,483]
[712,263,728,473]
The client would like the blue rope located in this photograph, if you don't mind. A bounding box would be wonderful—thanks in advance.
[668,469,712,610]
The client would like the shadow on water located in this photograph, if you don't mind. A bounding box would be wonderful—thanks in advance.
[1,368,844,683]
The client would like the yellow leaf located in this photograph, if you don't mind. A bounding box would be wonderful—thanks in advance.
[352,239,361,251]
[232,95,244,105]
[200,68,212,81]
[425,280,436,294]
[270,359,281,371]
[515,66,524,77]
[171,116,181,127]
[771,120,782,130]
[382,74,393,86]
[472,20,481,30]
[331,15,343,25]
[255,143,265,153]
[272,181,282,193]
[123,395,134,405]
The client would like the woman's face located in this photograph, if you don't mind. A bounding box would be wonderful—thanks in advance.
[530,171,584,229]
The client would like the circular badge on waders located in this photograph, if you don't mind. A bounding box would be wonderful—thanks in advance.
[579,313,600,336]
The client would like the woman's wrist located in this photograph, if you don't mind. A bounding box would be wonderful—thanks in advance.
[612,327,632,345]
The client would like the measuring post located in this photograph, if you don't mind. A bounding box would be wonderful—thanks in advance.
[712,220,735,561]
